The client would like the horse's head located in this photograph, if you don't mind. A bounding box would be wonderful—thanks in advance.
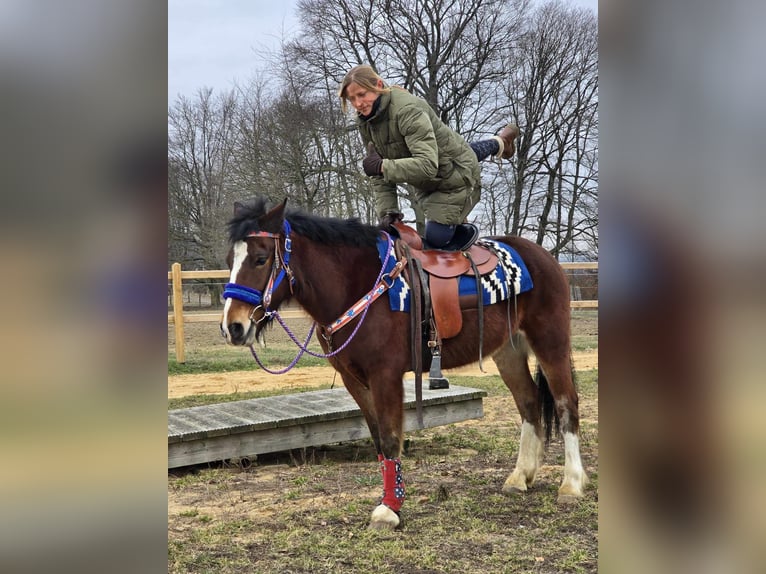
[220,198,293,346]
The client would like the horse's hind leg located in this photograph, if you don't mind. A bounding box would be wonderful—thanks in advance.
[492,334,545,493]
[528,335,589,503]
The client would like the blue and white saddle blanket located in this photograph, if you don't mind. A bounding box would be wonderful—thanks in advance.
[376,236,533,312]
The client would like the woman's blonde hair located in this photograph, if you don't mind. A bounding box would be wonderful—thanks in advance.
[338,65,390,113]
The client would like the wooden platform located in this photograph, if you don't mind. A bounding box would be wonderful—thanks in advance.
[168,381,487,469]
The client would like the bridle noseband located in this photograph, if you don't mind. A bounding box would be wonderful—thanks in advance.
[223,220,294,318]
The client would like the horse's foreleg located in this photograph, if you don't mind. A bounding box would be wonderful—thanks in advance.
[504,420,546,493]
[338,371,382,453]
[370,456,405,529]
[368,374,405,530]
[492,336,545,493]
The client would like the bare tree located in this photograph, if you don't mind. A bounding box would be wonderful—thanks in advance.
[168,88,239,271]
[230,63,378,220]
[284,0,529,229]
[496,1,598,258]
[167,0,598,265]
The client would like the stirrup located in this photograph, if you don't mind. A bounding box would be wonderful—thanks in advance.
[427,349,449,389]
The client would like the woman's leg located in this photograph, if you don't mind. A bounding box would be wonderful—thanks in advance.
[470,138,501,161]
[470,124,519,161]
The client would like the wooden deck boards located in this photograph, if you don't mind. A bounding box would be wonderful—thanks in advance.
[168,381,487,468]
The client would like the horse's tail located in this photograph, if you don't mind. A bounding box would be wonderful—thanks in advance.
[536,358,577,443]
[536,366,559,444]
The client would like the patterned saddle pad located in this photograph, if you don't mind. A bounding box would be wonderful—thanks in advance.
[376,236,533,312]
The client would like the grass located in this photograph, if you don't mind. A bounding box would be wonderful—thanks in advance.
[570,335,597,352]
[169,346,327,375]
[170,486,597,573]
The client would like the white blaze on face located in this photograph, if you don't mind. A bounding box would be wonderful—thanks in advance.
[221,241,249,339]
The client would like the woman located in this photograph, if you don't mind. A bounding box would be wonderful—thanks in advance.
[338,64,518,250]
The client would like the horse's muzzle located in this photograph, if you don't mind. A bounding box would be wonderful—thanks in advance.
[223,320,255,346]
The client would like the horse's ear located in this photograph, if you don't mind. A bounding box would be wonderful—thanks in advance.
[233,201,247,216]
[259,197,288,232]
[265,198,287,219]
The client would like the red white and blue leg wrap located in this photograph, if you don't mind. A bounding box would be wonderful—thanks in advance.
[378,456,405,512]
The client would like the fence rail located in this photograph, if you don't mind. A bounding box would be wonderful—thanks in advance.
[167,261,597,363]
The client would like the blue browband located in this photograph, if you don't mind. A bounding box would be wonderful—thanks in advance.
[223,220,293,309]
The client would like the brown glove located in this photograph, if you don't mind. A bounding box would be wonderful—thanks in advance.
[363,142,384,176]
[379,211,404,229]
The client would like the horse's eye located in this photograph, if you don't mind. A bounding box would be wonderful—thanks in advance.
[252,256,268,267]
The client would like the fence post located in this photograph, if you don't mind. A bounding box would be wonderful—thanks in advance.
[171,262,185,363]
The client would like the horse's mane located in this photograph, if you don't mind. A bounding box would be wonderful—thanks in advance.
[227,197,381,248]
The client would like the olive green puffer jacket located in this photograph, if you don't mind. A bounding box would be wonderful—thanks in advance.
[357,88,481,225]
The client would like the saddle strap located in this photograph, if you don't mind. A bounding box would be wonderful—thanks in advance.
[414,255,433,372]
[407,249,421,389]
[467,253,485,371]
[398,242,425,429]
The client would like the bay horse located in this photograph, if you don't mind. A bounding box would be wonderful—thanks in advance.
[220,197,587,530]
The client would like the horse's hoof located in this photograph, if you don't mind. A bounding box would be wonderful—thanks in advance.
[502,484,526,495]
[557,474,588,503]
[501,471,531,494]
[368,504,401,530]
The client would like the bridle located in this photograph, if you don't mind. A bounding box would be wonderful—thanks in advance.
[222,220,407,373]
[222,220,295,321]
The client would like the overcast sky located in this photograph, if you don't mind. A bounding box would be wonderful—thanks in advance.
[168,0,598,105]
[168,0,300,103]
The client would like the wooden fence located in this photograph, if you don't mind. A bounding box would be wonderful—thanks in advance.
[167,261,597,363]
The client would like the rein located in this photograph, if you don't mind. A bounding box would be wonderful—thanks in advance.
[224,226,405,373]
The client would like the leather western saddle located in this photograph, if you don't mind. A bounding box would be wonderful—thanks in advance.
[391,222,498,339]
